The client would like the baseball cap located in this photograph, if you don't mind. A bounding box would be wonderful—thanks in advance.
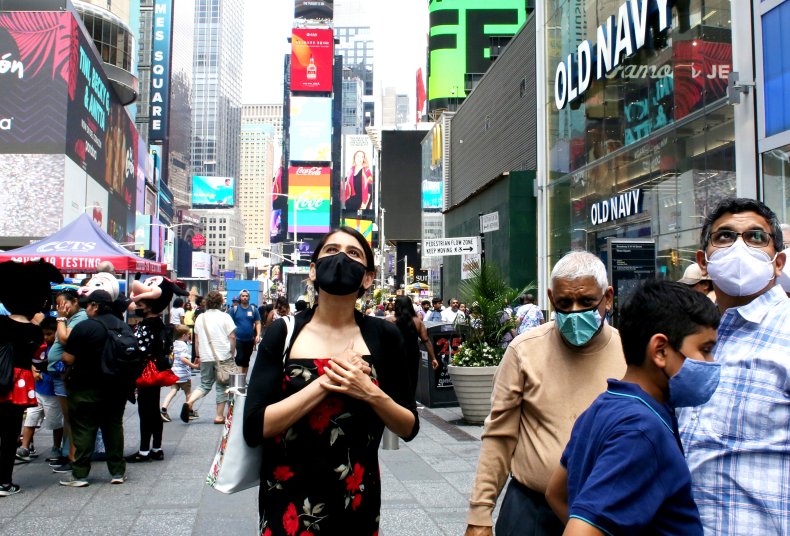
[678,264,711,285]
[86,289,114,306]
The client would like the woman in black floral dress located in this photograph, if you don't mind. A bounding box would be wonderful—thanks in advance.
[244,227,420,536]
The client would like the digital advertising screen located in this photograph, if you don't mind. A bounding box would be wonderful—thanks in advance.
[295,0,333,20]
[192,176,235,207]
[428,0,527,107]
[287,166,331,234]
[0,154,64,238]
[344,218,374,245]
[0,11,72,153]
[422,179,443,210]
[291,28,333,92]
[289,97,332,162]
[342,135,374,212]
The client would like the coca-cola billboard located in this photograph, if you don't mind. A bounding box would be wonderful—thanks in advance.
[288,166,331,234]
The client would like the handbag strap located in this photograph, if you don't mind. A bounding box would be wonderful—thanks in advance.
[199,314,220,362]
[281,315,295,363]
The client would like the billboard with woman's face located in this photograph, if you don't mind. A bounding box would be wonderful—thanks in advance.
[342,135,375,215]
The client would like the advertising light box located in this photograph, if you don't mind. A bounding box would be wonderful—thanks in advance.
[288,166,331,234]
[295,0,333,20]
[427,0,527,107]
[291,28,333,92]
[192,176,235,207]
[289,97,332,162]
[342,135,374,211]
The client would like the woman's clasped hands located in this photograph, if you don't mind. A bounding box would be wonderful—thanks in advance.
[321,341,376,400]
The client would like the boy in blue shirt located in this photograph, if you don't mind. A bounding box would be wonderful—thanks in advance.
[545,280,720,535]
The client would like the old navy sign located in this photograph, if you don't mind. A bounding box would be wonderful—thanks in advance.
[590,189,643,226]
[554,0,673,110]
[148,0,173,142]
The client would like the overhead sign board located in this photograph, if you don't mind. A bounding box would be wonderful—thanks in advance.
[423,237,480,257]
[148,0,174,141]
[479,211,499,233]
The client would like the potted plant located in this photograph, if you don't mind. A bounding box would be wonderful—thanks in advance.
[448,263,523,424]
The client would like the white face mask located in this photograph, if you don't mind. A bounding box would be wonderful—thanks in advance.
[705,240,777,297]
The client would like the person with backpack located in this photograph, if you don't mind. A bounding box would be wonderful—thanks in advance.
[126,277,188,463]
[0,260,62,497]
[59,290,129,487]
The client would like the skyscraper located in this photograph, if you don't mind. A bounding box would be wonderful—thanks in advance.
[191,0,244,180]
[240,104,282,260]
[136,0,195,208]
[334,0,375,127]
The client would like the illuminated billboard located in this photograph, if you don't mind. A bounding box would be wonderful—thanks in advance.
[148,0,174,142]
[192,176,235,207]
[295,0,333,20]
[342,135,374,212]
[289,97,332,162]
[428,0,528,110]
[288,166,331,234]
[0,11,72,153]
[344,218,374,245]
[291,28,333,92]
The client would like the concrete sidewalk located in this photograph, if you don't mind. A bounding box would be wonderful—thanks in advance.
[2,391,490,535]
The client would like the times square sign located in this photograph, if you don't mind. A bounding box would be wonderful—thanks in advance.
[554,0,673,110]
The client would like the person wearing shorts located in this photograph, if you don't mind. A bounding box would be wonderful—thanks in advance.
[160,326,199,422]
[182,291,237,424]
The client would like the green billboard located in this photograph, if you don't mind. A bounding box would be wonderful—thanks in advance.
[428,0,529,109]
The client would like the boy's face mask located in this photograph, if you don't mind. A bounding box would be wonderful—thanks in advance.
[666,352,721,408]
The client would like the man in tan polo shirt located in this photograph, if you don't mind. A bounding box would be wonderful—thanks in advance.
[465,251,626,536]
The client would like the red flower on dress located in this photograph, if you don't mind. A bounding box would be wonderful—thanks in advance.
[345,463,364,492]
[300,532,315,536]
[313,359,330,376]
[262,529,272,536]
[273,466,294,481]
[308,397,344,433]
[351,493,362,510]
[283,502,299,536]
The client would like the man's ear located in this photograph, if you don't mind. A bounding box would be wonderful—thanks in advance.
[696,249,708,276]
[774,251,786,278]
[547,288,555,310]
[603,286,614,312]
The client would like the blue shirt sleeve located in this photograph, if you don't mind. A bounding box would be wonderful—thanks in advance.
[568,429,666,534]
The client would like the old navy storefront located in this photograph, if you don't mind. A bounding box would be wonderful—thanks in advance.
[545,0,736,290]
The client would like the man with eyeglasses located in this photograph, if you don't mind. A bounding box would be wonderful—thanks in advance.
[679,198,790,535]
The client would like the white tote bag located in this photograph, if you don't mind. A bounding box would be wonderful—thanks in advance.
[206,316,294,494]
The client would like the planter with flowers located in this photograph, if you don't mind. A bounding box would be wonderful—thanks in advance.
[447,263,523,425]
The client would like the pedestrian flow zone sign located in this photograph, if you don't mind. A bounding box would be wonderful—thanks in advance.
[423,237,480,257]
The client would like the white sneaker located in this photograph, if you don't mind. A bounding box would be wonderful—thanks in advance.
[110,474,126,485]
[59,474,89,487]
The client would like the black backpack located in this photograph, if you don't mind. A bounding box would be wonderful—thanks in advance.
[92,316,143,382]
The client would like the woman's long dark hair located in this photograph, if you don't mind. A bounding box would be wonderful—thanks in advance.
[394,296,416,328]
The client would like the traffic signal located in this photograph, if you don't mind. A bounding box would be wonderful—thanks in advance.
[407,266,414,283]
[670,249,679,266]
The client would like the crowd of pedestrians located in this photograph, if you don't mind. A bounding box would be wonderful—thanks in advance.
[1,196,788,536]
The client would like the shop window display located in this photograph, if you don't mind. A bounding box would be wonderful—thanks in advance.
[546,0,735,282]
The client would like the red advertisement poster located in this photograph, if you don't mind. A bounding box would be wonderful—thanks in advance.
[673,39,732,120]
[291,28,333,92]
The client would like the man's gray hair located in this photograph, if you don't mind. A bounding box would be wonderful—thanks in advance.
[550,251,609,292]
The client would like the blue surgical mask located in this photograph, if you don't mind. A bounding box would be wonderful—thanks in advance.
[668,355,721,408]
[555,298,605,347]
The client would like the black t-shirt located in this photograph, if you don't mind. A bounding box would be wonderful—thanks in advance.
[63,314,111,390]
[0,315,43,369]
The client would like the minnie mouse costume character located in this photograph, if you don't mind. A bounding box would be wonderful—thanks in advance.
[0,260,62,496]
[126,277,188,462]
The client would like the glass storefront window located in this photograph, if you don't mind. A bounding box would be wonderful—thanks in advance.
[763,144,790,224]
[545,0,736,281]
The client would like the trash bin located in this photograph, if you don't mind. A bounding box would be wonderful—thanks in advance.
[415,322,467,408]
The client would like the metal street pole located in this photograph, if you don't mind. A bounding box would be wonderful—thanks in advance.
[379,208,386,290]
[478,212,486,267]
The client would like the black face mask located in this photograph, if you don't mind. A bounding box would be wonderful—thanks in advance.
[314,252,367,296]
